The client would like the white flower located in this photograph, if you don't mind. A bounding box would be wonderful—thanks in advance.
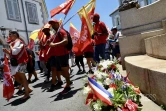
[107,88,114,97]
[93,103,102,111]
[104,78,111,85]
[83,86,91,95]
[94,71,103,79]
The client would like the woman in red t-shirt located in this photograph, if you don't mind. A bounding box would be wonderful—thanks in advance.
[83,39,96,74]
[3,31,32,100]
[74,50,85,74]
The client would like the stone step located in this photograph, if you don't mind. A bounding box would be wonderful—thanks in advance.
[145,33,166,59]
[118,64,165,111]
[124,55,166,107]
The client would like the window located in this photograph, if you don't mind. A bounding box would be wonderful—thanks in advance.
[5,0,21,21]
[114,15,121,27]
[25,2,39,24]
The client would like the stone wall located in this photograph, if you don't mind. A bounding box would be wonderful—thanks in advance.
[120,0,166,35]
[145,33,166,59]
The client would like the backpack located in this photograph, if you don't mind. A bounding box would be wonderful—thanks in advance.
[58,29,73,51]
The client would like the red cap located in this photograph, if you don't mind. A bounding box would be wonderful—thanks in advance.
[42,23,50,32]
[93,13,100,18]
[48,19,59,24]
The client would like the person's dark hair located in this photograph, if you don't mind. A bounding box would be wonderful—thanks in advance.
[10,31,20,38]
[0,58,4,61]
[111,26,117,31]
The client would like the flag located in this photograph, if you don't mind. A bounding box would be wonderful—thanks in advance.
[77,7,93,51]
[28,39,35,50]
[84,0,96,22]
[3,55,14,101]
[30,29,40,40]
[88,77,113,105]
[69,22,80,52]
[50,0,75,18]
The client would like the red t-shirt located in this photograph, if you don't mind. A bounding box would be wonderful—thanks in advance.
[74,50,83,56]
[49,29,68,56]
[94,21,108,45]
[83,39,94,53]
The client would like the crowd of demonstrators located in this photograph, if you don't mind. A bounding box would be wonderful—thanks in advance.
[3,31,32,100]
[0,12,122,101]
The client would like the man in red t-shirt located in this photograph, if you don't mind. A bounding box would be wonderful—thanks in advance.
[48,19,72,94]
[93,13,108,63]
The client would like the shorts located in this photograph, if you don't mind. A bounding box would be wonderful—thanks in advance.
[84,52,94,58]
[50,54,69,71]
[26,60,35,73]
[10,63,27,76]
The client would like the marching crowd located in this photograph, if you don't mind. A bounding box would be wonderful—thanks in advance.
[1,13,121,100]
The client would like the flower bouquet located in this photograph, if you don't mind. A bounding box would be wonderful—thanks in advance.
[83,60,142,111]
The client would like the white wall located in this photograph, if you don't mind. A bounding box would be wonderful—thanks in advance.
[0,0,48,44]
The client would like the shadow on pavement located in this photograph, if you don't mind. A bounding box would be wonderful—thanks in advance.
[52,88,82,102]
[4,97,30,106]
[33,82,51,92]
[71,75,87,82]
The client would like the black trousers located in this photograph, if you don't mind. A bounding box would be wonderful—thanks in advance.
[37,61,43,72]
[75,55,84,68]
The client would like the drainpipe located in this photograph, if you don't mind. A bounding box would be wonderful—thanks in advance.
[21,0,29,44]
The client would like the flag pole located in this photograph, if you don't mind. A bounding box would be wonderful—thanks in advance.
[63,0,95,26]
[46,14,68,55]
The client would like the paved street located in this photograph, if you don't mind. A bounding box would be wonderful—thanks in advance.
[0,60,91,111]
[0,61,164,111]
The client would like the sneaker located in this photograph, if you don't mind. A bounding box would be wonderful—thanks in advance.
[86,70,94,74]
[82,70,86,73]
[63,81,74,88]
[44,78,49,83]
[77,69,82,74]
[16,90,24,96]
[48,81,63,92]
[60,87,71,95]
[89,70,94,74]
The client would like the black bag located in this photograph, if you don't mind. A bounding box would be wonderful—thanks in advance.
[58,30,73,51]
[10,57,18,66]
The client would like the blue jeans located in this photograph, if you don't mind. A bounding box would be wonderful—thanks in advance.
[105,52,110,60]
[94,44,105,63]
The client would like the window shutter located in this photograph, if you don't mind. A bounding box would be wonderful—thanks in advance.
[13,0,20,21]
[26,2,38,24]
[6,0,15,19]
[32,4,38,23]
